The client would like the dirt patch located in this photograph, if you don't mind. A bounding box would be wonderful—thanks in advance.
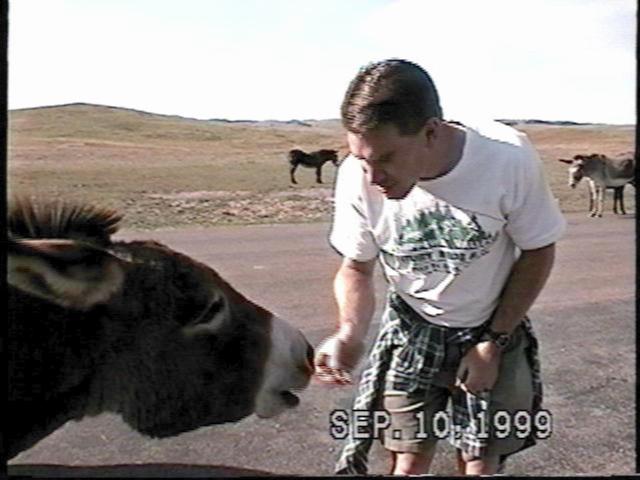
[270,188,334,199]
[145,190,253,200]
[121,188,335,230]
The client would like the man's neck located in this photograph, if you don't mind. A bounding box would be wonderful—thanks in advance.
[420,122,466,180]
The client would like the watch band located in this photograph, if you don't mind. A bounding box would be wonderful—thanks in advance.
[479,328,511,349]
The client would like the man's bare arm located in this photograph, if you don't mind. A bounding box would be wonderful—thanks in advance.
[458,243,556,393]
[489,243,556,334]
[334,257,377,345]
[314,257,377,381]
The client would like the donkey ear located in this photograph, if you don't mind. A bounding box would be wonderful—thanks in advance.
[8,238,128,311]
[558,158,573,164]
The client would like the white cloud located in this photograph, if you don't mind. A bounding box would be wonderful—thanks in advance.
[356,0,636,123]
[8,0,635,123]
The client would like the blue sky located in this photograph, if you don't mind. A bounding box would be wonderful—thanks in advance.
[8,0,636,123]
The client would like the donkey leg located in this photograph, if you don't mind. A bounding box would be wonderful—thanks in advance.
[588,182,597,217]
[290,165,298,184]
[596,186,604,217]
[619,186,626,215]
[316,166,323,184]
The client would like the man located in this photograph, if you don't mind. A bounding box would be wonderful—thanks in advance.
[314,59,565,475]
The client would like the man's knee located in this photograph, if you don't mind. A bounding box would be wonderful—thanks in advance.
[391,449,436,475]
[464,454,501,475]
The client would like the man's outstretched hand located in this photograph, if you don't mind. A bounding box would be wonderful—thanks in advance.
[313,334,365,385]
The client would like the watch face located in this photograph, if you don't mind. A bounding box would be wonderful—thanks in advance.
[481,330,510,349]
[495,334,510,348]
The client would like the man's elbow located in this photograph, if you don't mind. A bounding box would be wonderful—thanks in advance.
[340,257,377,277]
[522,243,555,256]
[520,243,556,269]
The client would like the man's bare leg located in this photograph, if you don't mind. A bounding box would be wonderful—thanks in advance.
[463,454,501,475]
[455,450,466,475]
[390,446,437,475]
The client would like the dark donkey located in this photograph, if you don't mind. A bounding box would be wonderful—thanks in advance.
[8,198,314,459]
[288,149,339,184]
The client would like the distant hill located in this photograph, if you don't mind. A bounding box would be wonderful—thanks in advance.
[496,118,592,127]
[11,102,188,120]
[8,103,345,146]
[12,102,610,128]
[10,103,328,128]
[209,118,313,127]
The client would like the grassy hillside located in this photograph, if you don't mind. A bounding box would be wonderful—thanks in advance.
[8,103,636,230]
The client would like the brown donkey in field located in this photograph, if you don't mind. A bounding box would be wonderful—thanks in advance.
[288,149,339,184]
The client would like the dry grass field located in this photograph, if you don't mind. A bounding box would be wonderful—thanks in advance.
[8,103,636,230]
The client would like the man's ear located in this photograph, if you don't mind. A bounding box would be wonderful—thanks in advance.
[422,117,442,145]
[8,238,128,310]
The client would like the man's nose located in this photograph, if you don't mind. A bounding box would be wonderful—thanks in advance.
[367,166,386,186]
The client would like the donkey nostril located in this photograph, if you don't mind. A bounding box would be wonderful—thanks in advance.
[306,343,315,372]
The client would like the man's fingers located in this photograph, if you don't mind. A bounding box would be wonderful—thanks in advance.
[456,363,468,382]
[314,366,353,385]
[457,380,480,395]
[455,377,491,397]
[314,352,330,369]
[313,335,361,384]
[456,367,481,394]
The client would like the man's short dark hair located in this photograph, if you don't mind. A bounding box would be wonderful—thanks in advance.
[341,58,443,136]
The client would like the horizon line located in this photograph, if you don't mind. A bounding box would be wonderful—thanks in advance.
[8,102,633,127]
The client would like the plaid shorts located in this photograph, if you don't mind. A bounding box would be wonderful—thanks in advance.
[334,292,543,475]
[382,320,534,458]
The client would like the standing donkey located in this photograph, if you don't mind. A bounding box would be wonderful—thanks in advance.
[288,149,339,184]
[558,153,636,217]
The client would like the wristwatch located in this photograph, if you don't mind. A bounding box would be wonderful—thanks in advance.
[479,328,511,350]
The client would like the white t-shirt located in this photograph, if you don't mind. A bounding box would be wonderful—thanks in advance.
[329,120,566,328]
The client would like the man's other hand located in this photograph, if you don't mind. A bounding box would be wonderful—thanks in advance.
[456,341,501,395]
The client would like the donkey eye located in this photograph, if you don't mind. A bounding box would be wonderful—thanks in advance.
[192,297,225,325]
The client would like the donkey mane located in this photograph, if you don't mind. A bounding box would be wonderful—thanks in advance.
[8,197,123,246]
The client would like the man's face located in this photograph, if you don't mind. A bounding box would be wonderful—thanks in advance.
[347,123,432,200]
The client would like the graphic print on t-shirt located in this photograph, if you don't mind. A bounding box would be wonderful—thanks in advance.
[381,201,500,280]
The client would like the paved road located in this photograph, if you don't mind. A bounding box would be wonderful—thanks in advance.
[9,213,636,476]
